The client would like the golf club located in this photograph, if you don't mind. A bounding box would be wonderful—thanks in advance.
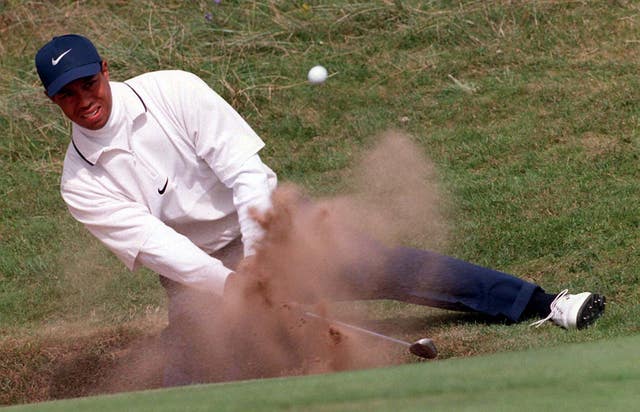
[302,310,437,359]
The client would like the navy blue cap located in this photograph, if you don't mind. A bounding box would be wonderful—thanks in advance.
[35,34,102,97]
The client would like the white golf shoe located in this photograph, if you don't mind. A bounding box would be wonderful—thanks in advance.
[530,289,606,329]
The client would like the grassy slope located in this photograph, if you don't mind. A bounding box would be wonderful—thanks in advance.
[6,333,640,412]
[1,0,640,405]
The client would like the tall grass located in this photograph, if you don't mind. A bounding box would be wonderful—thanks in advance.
[1,0,640,404]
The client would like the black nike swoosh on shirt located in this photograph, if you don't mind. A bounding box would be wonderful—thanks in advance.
[158,178,168,195]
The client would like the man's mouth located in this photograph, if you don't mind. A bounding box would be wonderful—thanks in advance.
[81,106,101,120]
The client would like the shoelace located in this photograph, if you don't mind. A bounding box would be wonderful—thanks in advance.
[529,289,569,328]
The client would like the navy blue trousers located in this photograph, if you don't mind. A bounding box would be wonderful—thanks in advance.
[160,239,539,386]
[371,246,538,322]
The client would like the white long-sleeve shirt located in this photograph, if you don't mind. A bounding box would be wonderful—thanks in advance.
[60,70,277,295]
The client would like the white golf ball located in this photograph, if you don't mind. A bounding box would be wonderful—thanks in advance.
[307,65,328,84]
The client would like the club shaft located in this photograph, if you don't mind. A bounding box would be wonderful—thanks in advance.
[303,311,411,347]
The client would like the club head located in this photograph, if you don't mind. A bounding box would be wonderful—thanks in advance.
[409,338,437,359]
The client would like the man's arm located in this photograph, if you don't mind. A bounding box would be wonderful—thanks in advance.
[223,154,273,257]
[136,224,232,293]
[62,180,232,295]
[169,72,276,257]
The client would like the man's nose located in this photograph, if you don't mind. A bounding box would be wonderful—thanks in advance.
[76,89,93,108]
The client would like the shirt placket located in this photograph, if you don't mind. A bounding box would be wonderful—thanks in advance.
[127,120,169,200]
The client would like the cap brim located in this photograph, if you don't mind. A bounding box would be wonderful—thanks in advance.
[46,62,101,97]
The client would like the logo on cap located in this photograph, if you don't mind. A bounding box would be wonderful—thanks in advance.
[51,49,72,66]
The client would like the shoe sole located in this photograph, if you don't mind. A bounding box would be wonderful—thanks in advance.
[576,294,606,329]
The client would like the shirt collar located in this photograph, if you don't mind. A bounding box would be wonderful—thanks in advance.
[70,81,147,166]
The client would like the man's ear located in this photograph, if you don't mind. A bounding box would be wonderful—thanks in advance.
[101,60,110,80]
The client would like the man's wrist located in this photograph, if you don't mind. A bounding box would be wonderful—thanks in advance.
[223,272,237,297]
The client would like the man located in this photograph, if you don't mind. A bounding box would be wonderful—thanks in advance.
[36,34,605,386]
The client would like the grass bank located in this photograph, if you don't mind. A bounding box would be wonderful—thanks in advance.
[6,333,640,412]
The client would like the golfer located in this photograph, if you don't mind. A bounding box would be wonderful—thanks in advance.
[36,34,605,386]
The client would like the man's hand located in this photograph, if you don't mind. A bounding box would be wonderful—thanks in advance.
[222,272,251,302]
[221,271,258,331]
[224,255,321,310]
[222,258,274,313]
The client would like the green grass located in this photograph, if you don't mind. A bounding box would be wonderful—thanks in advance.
[6,334,640,412]
[2,0,640,406]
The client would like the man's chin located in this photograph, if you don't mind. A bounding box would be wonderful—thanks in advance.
[76,111,108,130]
[83,120,108,130]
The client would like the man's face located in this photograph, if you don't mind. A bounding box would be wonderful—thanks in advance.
[49,61,112,130]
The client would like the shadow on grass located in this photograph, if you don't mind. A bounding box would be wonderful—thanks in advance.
[48,333,165,400]
[0,327,164,406]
